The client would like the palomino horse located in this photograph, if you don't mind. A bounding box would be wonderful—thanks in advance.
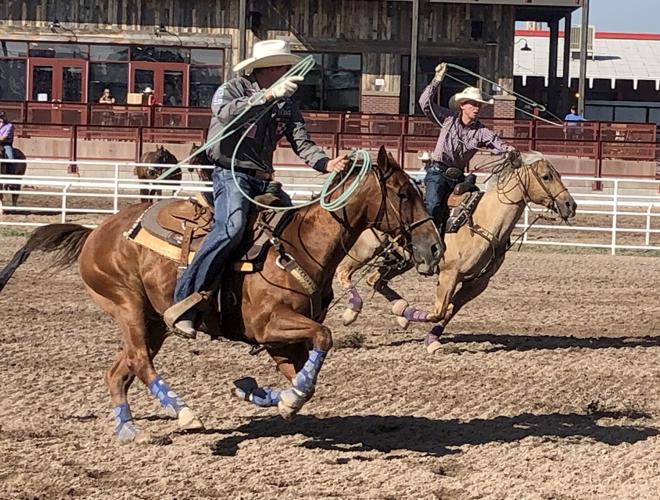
[133,145,180,203]
[0,147,27,211]
[0,146,442,443]
[336,152,577,353]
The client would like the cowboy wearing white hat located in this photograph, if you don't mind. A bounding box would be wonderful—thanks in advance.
[418,63,518,228]
[168,39,349,338]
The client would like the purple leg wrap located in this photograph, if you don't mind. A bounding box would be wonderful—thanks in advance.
[347,287,363,312]
[403,306,429,322]
[425,325,445,346]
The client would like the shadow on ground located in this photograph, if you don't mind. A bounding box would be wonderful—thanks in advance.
[210,411,658,458]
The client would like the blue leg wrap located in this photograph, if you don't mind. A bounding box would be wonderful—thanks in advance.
[148,376,187,418]
[249,387,281,407]
[292,349,327,394]
[111,403,139,442]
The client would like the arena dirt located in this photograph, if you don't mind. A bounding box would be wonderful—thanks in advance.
[0,234,659,499]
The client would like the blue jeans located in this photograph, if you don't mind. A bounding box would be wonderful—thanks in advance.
[424,166,464,225]
[173,168,268,310]
[2,144,15,174]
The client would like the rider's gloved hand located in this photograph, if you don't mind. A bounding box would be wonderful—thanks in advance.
[270,76,304,99]
[507,148,522,168]
[433,63,448,83]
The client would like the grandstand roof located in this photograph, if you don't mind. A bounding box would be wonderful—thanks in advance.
[514,30,660,86]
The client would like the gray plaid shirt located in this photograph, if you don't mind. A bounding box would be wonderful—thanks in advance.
[207,76,329,174]
[418,80,510,170]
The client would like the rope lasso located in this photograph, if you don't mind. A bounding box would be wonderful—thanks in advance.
[157,55,374,212]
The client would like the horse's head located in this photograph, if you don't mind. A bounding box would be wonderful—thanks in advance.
[147,146,177,177]
[365,146,443,276]
[516,152,577,221]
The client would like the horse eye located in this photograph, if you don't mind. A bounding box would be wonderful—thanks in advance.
[397,191,408,200]
[541,174,550,181]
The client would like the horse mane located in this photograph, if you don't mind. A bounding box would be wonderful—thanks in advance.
[486,150,545,191]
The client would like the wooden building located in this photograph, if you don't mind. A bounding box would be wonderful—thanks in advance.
[0,0,581,116]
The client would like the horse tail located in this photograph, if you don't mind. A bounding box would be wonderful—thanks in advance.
[0,224,92,293]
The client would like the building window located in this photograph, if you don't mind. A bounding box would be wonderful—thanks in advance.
[189,48,224,107]
[0,60,26,101]
[293,52,362,112]
[89,63,128,103]
[29,42,89,59]
[130,46,189,63]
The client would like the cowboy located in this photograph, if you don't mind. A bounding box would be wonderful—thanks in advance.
[0,111,16,174]
[418,63,518,227]
[167,40,349,338]
[143,87,157,106]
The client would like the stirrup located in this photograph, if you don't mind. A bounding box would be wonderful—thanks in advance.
[164,292,207,333]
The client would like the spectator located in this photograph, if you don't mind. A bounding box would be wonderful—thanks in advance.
[98,88,116,104]
[0,111,16,173]
[143,87,157,106]
[565,105,586,140]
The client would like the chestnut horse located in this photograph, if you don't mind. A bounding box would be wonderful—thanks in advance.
[0,146,442,443]
[133,145,180,203]
[336,152,577,353]
[0,147,27,210]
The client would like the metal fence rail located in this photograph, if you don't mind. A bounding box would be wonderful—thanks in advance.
[1,158,658,255]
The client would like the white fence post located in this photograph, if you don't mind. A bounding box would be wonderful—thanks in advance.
[113,163,120,214]
[61,183,71,224]
[645,204,654,247]
[523,207,530,244]
[611,179,619,255]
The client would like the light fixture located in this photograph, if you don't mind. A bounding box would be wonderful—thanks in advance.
[153,23,182,46]
[49,19,61,31]
[516,38,532,52]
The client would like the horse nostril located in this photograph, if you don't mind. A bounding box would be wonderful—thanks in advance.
[431,243,442,259]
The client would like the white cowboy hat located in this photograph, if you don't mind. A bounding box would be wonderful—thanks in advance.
[449,86,493,110]
[143,87,154,93]
[233,40,302,73]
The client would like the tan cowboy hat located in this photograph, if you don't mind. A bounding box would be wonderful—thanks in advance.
[417,151,432,162]
[449,86,493,110]
[233,40,302,73]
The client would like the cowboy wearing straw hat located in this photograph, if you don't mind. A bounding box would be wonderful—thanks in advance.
[418,63,519,228]
[168,39,349,338]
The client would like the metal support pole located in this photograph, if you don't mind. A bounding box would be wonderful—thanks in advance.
[548,19,559,114]
[562,14,572,99]
[578,0,590,116]
[408,0,420,115]
[239,0,247,64]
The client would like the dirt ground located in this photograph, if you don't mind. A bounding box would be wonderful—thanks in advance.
[0,233,659,500]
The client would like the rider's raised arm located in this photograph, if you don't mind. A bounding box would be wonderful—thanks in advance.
[418,80,451,124]
[283,105,329,173]
[212,79,271,129]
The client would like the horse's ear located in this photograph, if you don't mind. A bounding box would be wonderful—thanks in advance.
[157,145,163,151]
[387,152,401,171]
[376,146,388,172]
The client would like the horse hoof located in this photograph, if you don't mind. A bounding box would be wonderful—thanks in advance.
[426,341,443,355]
[342,308,359,326]
[396,316,410,329]
[177,407,204,431]
[277,400,299,421]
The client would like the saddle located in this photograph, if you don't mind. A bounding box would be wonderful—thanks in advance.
[126,191,293,272]
[444,174,483,234]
